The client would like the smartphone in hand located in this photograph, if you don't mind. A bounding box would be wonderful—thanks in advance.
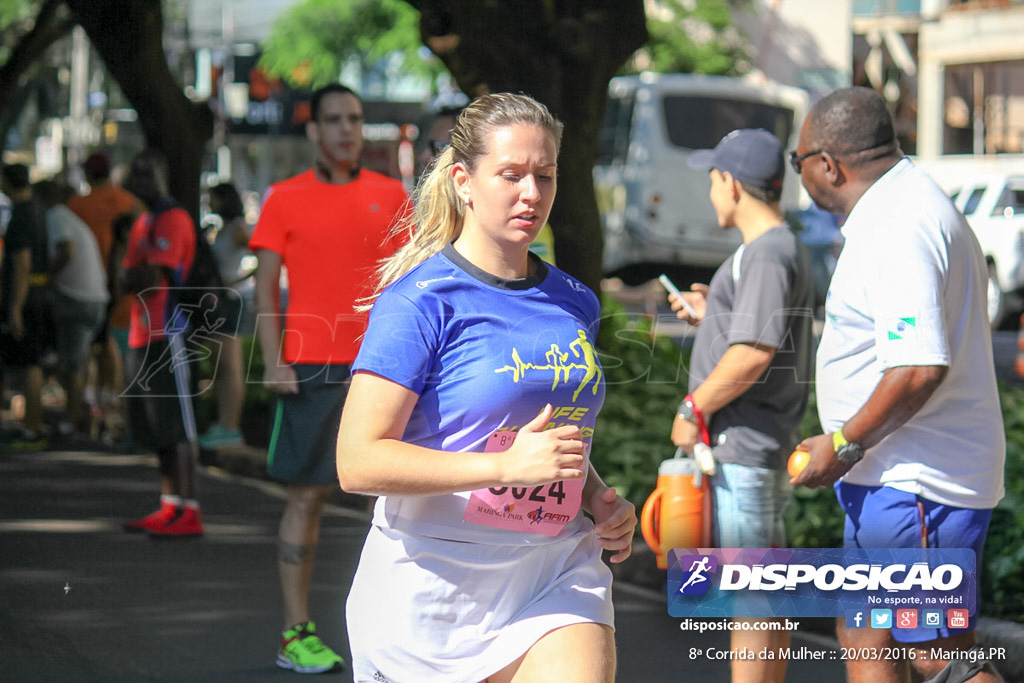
[658,274,698,318]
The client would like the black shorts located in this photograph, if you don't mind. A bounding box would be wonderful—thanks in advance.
[0,287,55,368]
[213,288,245,336]
[124,336,199,461]
[266,363,351,485]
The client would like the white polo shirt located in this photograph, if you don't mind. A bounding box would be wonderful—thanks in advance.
[816,158,1005,509]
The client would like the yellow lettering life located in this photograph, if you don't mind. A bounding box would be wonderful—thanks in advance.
[552,406,574,419]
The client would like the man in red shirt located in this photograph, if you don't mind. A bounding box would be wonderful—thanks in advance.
[250,83,407,674]
[120,149,203,538]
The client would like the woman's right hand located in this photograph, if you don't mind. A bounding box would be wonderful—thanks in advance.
[498,404,586,486]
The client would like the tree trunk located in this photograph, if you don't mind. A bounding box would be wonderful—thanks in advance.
[64,0,213,223]
[408,0,647,294]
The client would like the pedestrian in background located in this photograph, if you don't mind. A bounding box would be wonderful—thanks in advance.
[67,151,140,425]
[337,92,635,682]
[792,86,1005,683]
[791,200,842,317]
[667,128,814,683]
[196,182,251,451]
[250,83,408,675]
[120,149,204,538]
[38,180,109,439]
[0,164,52,446]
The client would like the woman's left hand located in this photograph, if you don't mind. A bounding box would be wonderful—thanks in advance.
[588,487,636,564]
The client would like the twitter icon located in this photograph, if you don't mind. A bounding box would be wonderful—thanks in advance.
[871,609,893,628]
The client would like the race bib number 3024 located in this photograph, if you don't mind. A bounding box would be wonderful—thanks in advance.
[462,430,582,536]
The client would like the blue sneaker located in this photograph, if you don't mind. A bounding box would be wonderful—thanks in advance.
[198,424,244,450]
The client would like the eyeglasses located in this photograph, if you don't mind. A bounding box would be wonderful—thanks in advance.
[429,140,450,156]
[788,149,824,174]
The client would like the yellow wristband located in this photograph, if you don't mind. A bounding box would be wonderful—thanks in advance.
[832,429,848,452]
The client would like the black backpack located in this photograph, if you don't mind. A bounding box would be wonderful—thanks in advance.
[179,222,225,309]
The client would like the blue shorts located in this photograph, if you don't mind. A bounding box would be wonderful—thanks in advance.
[711,462,790,548]
[266,363,350,485]
[835,481,993,643]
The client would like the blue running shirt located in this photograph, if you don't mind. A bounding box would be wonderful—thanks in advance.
[353,244,605,545]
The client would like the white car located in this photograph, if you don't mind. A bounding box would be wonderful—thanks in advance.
[949,174,1024,328]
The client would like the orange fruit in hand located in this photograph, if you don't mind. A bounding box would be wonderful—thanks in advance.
[788,449,810,478]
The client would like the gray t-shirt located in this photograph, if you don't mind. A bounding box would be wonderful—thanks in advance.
[688,225,815,469]
[47,204,109,304]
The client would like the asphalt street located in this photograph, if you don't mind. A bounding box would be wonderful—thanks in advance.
[0,447,852,683]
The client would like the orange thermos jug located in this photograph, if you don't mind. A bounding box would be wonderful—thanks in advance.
[640,451,712,569]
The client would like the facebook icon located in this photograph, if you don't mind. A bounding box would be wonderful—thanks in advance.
[845,611,866,629]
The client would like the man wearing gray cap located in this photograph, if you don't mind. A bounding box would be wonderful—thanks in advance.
[664,128,815,683]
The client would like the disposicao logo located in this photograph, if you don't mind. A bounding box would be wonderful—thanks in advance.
[666,548,976,619]
[676,554,718,596]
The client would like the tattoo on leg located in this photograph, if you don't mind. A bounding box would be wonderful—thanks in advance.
[278,540,315,565]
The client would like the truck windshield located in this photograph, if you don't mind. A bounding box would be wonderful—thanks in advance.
[663,95,794,151]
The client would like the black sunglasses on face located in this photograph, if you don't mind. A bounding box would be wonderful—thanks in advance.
[789,149,824,174]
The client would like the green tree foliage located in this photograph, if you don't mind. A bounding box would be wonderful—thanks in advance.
[1,0,42,69]
[591,297,687,506]
[632,0,751,75]
[259,0,443,89]
[0,0,32,27]
[0,0,61,65]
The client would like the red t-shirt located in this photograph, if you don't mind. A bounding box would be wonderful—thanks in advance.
[123,207,196,349]
[249,168,408,364]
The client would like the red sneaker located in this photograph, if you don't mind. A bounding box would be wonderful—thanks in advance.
[148,506,204,538]
[123,499,177,533]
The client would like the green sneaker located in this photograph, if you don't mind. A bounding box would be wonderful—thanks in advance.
[276,621,344,674]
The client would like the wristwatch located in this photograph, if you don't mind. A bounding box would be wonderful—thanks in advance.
[832,429,865,466]
[677,397,696,423]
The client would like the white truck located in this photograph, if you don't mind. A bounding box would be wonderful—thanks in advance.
[593,72,810,284]
[949,173,1024,328]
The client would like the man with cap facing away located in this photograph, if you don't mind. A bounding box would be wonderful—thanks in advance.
[664,129,815,683]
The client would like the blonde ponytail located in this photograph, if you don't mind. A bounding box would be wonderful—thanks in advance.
[360,92,563,311]
[357,148,464,311]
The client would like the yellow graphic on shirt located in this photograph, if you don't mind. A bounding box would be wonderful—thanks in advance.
[495,329,602,401]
